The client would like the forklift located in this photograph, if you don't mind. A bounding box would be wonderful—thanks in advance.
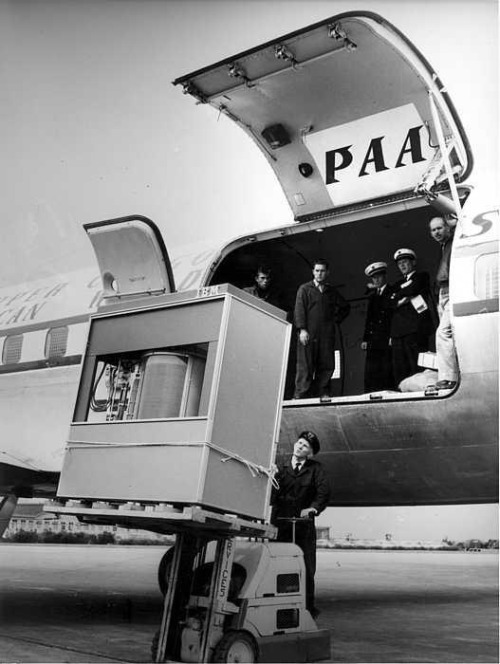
[50,501,330,662]
[47,217,331,662]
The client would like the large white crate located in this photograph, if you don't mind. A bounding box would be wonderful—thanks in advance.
[57,285,290,520]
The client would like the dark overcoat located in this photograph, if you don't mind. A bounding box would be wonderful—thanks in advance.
[390,271,433,338]
[294,281,350,340]
[363,285,395,349]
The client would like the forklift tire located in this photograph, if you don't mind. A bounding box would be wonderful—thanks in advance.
[213,630,258,663]
[157,547,175,595]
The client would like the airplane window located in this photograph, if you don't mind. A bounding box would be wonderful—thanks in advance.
[475,252,499,300]
[45,326,69,359]
[2,334,23,364]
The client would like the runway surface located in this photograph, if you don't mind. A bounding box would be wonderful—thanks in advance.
[0,544,497,663]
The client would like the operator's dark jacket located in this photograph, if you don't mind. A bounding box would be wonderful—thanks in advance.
[270,458,330,521]
[270,457,330,611]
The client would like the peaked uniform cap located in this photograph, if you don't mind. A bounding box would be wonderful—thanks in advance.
[298,430,320,455]
[394,248,416,262]
[365,261,387,278]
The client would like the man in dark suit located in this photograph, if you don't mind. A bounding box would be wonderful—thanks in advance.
[390,248,434,387]
[294,259,350,399]
[271,431,330,618]
[361,261,395,392]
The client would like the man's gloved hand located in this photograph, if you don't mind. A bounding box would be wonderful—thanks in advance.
[300,507,317,518]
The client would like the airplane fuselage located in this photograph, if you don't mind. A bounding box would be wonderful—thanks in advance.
[0,11,498,509]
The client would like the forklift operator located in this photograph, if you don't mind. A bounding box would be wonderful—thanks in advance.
[271,431,330,619]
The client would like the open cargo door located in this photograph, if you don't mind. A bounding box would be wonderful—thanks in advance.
[174,11,471,220]
[174,10,480,404]
[84,215,175,301]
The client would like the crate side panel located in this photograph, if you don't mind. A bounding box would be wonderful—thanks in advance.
[57,444,205,503]
[212,299,289,466]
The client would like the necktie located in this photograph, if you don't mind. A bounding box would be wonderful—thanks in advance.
[294,462,301,474]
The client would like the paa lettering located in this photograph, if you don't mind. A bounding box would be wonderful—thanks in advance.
[325,126,425,184]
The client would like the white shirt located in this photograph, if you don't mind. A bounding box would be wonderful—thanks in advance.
[313,280,325,293]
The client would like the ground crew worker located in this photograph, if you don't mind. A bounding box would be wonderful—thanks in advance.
[271,431,330,619]
[243,265,283,309]
[390,248,433,387]
[429,217,459,389]
[294,259,350,399]
[361,261,395,391]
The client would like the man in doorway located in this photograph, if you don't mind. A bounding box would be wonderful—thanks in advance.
[271,431,330,618]
[390,248,433,387]
[361,261,395,391]
[294,259,350,399]
[429,216,459,390]
[244,265,283,309]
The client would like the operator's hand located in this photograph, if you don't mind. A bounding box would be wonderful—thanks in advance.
[300,507,317,518]
[299,329,309,346]
[361,341,367,351]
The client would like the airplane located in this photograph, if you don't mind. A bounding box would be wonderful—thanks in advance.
[0,10,498,535]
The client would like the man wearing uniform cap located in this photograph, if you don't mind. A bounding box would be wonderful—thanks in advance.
[390,248,434,387]
[271,431,330,618]
[361,261,395,391]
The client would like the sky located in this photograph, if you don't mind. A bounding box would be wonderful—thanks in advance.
[1,0,498,540]
[1,0,498,284]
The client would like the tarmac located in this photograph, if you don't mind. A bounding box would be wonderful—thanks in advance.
[0,544,497,663]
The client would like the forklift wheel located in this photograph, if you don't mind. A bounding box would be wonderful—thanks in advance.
[157,547,175,595]
[213,630,258,663]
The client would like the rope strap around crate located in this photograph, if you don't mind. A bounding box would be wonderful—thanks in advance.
[207,441,280,489]
[68,439,280,489]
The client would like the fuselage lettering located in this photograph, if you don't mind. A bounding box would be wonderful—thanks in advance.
[358,136,389,177]
[325,125,426,184]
